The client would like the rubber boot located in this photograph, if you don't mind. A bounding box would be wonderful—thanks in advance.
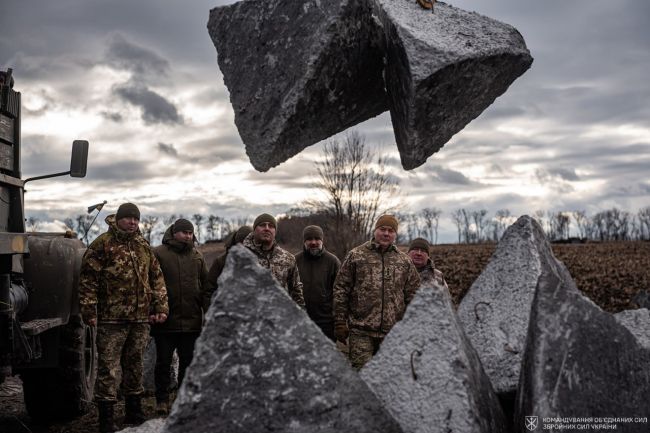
[123,395,146,425]
[97,401,119,433]
[155,394,170,416]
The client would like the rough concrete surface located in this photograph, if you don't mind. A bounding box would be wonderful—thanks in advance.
[614,308,650,349]
[162,245,403,433]
[361,282,507,433]
[457,215,564,396]
[208,0,531,171]
[208,0,387,171]
[514,265,650,430]
[118,418,165,433]
[374,0,532,169]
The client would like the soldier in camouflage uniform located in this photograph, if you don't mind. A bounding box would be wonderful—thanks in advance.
[407,237,448,289]
[333,215,420,369]
[242,213,305,308]
[79,203,168,433]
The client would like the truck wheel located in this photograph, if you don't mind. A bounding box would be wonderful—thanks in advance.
[21,315,97,421]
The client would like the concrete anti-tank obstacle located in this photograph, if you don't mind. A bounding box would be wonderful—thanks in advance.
[360,282,507,433]
[162,245,403,433]
[207,0,532,171]
[373,0,532,169]
[613,308,650,349]
[514,264,650,430]
[117,418,165,433]
[457,215,563,399]
[208,0,387,172]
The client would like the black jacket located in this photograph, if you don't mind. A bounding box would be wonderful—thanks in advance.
[295,247,341,328]
[152,225,209,332]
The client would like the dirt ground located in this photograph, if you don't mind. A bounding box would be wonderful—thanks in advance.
[0,375,165,433]
[2,240,647,432]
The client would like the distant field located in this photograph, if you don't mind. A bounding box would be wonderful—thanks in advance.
[199,241,650,314]
[430,241,650,313]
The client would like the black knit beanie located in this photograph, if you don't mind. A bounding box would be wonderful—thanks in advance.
[234,225,253,243]
[116,203,140,221]
[173,218,194,233]
[253,213,277,229]
[303,225,324,241]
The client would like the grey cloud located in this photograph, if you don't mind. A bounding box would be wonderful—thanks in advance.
[185,136,246,164]
[22,142,71,177]
[158,142,178,157]
[427,165,475,186]
[101,111,124,122]
[105,33,169,79]
[546,168,579,182]
[87,160,156,182]
[114,83,183,125]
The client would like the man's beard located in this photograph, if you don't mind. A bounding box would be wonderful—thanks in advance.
[307,246,323,257]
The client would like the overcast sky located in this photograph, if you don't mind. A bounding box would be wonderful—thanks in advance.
[1,0,649,242]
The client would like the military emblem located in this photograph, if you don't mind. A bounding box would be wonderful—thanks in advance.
[525,416,539,431]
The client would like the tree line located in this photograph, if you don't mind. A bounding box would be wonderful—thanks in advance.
[25,131,650,256]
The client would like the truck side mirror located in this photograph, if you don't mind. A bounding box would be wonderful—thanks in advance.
[70,140,88,178]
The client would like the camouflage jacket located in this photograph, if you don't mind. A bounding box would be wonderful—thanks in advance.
[79,215,168,323]
[333,240,420,334]
[418,259,448,289]
[242,233,305,307]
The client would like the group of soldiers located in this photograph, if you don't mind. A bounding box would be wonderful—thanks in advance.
[78,203,447,433]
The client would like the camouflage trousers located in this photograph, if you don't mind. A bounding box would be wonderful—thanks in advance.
[348,328,385,370]
[95,322,150,402]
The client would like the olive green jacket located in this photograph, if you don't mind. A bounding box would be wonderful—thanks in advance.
[152,225,210,332]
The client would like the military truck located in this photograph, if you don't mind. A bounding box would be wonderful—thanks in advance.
[0,68,96,421]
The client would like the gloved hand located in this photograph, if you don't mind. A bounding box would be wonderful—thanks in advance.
[334,322,349,342]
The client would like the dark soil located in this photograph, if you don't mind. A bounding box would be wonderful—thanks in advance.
[0,376,164,433]
[430,241,650,312]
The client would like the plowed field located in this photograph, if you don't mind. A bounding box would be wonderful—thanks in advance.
[431,241,650,312]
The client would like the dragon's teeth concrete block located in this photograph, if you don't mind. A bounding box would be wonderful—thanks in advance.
[361,282,507,433]
[163,246,403,433]
[457,216,562,397]
[375,0,533,169]
[207,0,532,171]
[208,0,387,172]
[514,266,650,429]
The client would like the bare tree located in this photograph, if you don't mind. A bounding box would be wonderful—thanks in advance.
[549,211,570,241]
[76,214,97,246]
[638,206,650,240]
[206,215,219,241]
[533,210,547,235]
[471,209,488,243]
[492,209,511,242]
[310,131,399,257]
[591,207,631,241]
[140,215,159,244]
[419,207,441,245]
[26,216,41,232]
[573,210,590,239]
[64,218,75,232]
[192,214,204,243]
[451,209,464,244]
